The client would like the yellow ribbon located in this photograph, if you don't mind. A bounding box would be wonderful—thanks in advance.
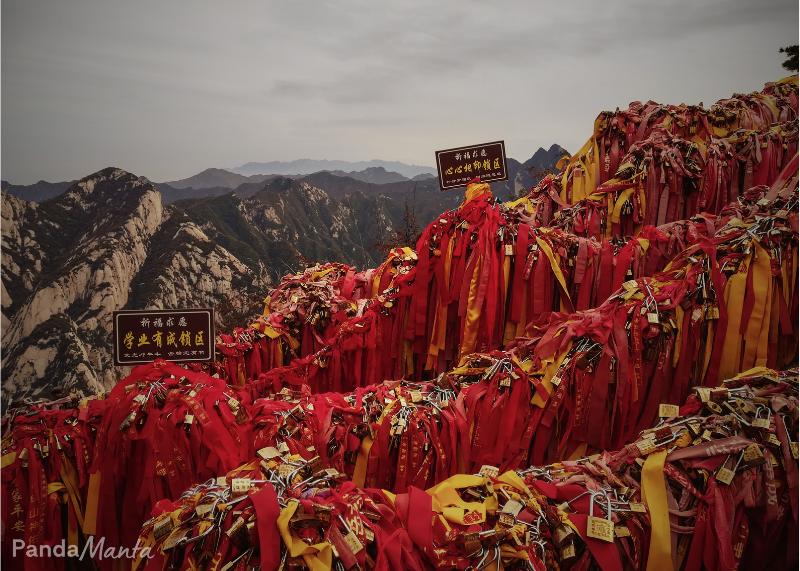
[427,475,498,525]
[277,500,333,571]
[642,450,673,571]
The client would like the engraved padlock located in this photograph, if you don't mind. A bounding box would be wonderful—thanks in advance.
[752,405,771,429]
[586,492,615,543]
[715,451,743,485]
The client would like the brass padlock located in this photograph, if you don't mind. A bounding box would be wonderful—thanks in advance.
[715,452,743,486]
[615,525,631,537]
[586,493,615,543]
[554,523,575,545]
[479,465,499,478]
[498,512,516,527]
[751,405,771,429]
[636,435,657,455]
[742,443,765,465]
[257,446,281,460]
[153,516,174,541]
[658,403,679,419]
[628,502,647,513]
[622,280,638,292]
[230,478,252,495]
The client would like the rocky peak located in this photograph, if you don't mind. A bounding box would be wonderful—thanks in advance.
[2,168,167,398]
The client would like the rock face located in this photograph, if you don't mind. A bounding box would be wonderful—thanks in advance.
[173,177,407,277]
[0,168,268,400]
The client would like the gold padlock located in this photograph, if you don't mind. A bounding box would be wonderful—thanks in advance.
[343,530,364,554]
[230,478,252,495]
[615,525,631,538]
[257,446,281,460]
[716,467,735,485]
[780,415,799,459]
[586,493,615,543]
[658,403,679,418]
[751,405,771,429]
[479,465,499,478]
[153,516,174,541]
[716,451,743,486]
[554,523,574,544]
[498,512,516,527]
[742,444,764,465]
[636,435,657,455]
[628,502,647,513]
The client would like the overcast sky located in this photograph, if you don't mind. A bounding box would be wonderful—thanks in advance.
[2,0,797,184]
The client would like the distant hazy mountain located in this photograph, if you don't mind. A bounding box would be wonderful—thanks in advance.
[327,166,409,184]
[492,144,569,198]
[523,144,569,174]
[154,184,236,203]
[164,168,275,189]
[2,147,567,206]
[155,177,293,204]
[231,159,436,179]
[1,180,72,202]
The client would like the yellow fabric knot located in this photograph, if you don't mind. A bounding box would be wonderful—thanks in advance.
[462,180,492,206]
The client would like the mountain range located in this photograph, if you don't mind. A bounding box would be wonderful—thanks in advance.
[2,145,567,205]
[0,145,566,400]
[230,159,437,179]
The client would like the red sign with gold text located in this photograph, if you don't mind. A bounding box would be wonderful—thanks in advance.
[113,308,214,365]
[435,140,507,190]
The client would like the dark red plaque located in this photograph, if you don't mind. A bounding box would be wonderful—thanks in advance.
[113,308,214,365]
[435,140,507,190]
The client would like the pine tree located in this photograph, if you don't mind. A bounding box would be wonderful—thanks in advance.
[780,45,798,72]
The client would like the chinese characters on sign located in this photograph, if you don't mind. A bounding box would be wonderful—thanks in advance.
[113,309,214,365]
[435,141,508,190]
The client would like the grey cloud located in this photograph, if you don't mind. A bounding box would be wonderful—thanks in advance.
[2,0,797,183]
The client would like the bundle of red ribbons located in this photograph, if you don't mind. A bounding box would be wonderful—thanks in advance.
[131,368,797,570]
[215,251,417,386]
